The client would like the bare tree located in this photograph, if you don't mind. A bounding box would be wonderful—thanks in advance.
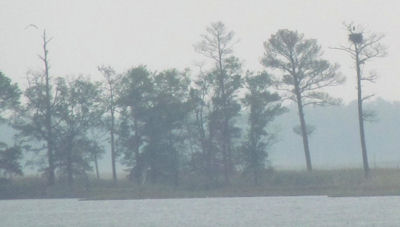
[333,23,386,178]
[41,30,56,185]
[262,29,343,171]
[24,26,57,185]
[98,65,119,184]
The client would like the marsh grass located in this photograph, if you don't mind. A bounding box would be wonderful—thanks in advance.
[1,168,400,199]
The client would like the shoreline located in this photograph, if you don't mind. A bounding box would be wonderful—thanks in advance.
[1,168,400,200]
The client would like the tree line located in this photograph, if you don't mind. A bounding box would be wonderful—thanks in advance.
[0,22,385,186]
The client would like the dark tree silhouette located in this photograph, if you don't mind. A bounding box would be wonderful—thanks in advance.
[242,72,285,185]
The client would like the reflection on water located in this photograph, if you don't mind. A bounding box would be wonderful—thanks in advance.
[0,196,399,226]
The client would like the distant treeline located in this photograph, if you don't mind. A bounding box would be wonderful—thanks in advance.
[0,22,385,187]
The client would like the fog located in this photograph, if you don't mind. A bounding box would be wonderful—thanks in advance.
[1,1,400,226]
[1,0,400,102]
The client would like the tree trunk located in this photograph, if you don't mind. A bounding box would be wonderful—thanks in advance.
[217,42,231,185]
[42,30,55,185]
[222,131,230,184]
[110,106,117,184]
[67,149,73,186]
[290,51,312,171]
[172,140,180,187]
[355,49,370,178]
[94,153,100,179]
[294,80,312,171]
[197,110,213,185]
[207,121,218,186]
[133,116,142,185]
[224,119,233,185]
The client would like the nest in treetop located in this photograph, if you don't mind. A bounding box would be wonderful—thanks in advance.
[349,33,363,44]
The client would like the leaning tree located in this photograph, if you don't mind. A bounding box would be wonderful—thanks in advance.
[262,29,343,171]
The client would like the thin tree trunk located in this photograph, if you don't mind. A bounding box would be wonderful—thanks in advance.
[170,135,179,187]
[290,54,312,171]
[110,106,117,184]
[42,30,55,185]
[94,153,100,179]
[173,152,179,187]
[196,109,212,185]
[217,39,231,185]
[355,49,370,178]
[67,149,73,186]
[221,119,230,184]
[107,77,117,184]
[133,116,142,184]
[297,102,312,171]
[207,121,217,186]
[294,78,312,171]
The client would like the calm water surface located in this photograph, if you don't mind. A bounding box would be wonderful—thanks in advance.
[0,196,399,226]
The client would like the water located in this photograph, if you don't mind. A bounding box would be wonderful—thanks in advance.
[0,196,399,226]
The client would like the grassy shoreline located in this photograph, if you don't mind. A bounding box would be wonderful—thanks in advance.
[1,168,400,200]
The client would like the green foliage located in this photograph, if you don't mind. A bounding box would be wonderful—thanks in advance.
[262,29,343,171]
[193,22,243,184]
[293,124,315,136]
[14,71,57,180]
[118,66,191,185]
[262,29,343,106]
[98,65,120,182]
[0,72,22,178]
[0,144,22,177]
[117,66,153,182]
[52,77,104,183]
[0,71,20,121]
[242,72,285,184]
[15,74,104,184]
[5,23,381,190]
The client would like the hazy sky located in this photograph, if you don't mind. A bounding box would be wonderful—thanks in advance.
[1,0,399,103]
